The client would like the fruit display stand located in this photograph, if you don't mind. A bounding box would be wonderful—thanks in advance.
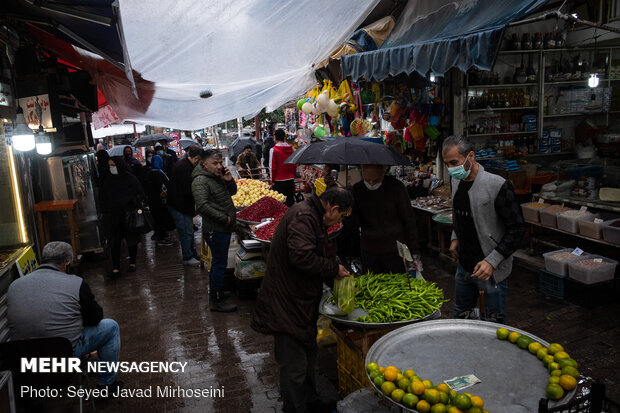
[365,320,578,413]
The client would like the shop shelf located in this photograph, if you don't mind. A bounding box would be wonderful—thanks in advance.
[577,216,604,239]
[568,255,618,284]
[538,268,565,300]
[543,248,588,276]
[467,106,537,112]
[467,131,534,138]
[522,202,551,223]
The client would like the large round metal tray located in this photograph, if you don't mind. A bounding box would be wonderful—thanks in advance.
[237,217,261,226]
[319,292,441,329]
[366,319,576,412]
[432,209,453,224]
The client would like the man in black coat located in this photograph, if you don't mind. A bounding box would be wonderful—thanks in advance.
[167,144,202,265]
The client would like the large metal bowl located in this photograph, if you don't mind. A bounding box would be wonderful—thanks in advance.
[365,319,576,412]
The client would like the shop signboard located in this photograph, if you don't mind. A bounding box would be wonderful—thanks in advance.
[17,94,53,130]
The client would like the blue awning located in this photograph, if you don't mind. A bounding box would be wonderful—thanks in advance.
[341,0,547,81]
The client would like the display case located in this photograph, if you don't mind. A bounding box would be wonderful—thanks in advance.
[35,153,103,253]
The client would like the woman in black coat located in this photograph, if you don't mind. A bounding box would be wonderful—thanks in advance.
[145,155,175,244]
[101,156,145,276]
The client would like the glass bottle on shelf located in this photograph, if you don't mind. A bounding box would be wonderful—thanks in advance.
[521,33,532,50]
[512,33,521,50]
[534,32,543,49]
[544,32,556,49]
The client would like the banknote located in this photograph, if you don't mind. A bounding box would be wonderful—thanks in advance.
[444,374,481,391]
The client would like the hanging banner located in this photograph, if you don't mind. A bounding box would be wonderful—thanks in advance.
[18,94,53,130]
[92,105,120,129]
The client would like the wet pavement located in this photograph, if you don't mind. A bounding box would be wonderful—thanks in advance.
[22,225,620,412]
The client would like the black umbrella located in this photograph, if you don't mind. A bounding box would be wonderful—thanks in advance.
[284,137,410,165]
[228,137,258,159]
[133,134,174,147]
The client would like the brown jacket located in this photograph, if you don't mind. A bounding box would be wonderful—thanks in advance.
[251,195,339,347]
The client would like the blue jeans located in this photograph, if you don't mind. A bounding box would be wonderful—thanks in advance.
[454,264,507,320]
[168,206,198,261]
[73,319,120,386]
[205,231,231,291]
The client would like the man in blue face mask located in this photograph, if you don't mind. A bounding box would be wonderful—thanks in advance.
[442,136,525,323]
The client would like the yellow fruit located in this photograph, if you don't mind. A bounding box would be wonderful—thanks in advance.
[431,403,448,413]
[439,391,449,404]
[403,369,416,379]
[391,388,405,403]
[397,378,410,391]
[436,383,451,394]
[381,381,396,396]
[559,375,577,391]
[554,351,570,363]
[454,394,472,410]
[402,393,419,408]
[508,331,521,343]
[529,342,543,355]
[550,369,562,377]
[561,366,580,379]
[547,343,565,355]
[496,328,509,340]
[384,368,398,382]
[422,379,434,389]
[366,362,380,373]
[397,373,404,381]
[546,383,565,400]
[559,358,578,369]
[423,389,440,405]
[411,381,426,395]
[416,400,431,413]
[543,355,555,367]
[517,335,533,349]
[549,376,560,385]
[548,362,560,372]
[447,408,463,413]
[468,408,483,413]
[537,348,549,360]
[470,395,484,408]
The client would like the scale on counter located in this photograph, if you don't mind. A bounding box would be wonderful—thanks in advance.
[236,247,262,261]
[240,239,263,250]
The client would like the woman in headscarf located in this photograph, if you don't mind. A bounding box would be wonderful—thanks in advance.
[100,156,145,276]
[145,155,176,245]
[95,149,110,186]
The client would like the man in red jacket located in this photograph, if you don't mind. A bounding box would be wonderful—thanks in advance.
[269,129,296,206]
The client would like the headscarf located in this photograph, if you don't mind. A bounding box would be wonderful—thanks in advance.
[150,154,168,179]
[95,149,110,182]
[110,156,130,175]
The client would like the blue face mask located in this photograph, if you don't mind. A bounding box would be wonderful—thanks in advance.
[448,155,472,180]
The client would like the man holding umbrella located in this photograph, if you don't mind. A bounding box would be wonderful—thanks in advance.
[351,164,420,273]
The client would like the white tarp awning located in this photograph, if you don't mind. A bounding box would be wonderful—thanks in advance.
[110,0,379,129]
[91,123,146,139]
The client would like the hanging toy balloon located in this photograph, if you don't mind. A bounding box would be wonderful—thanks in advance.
[317,91,330,106]
[302,102,313,114]
[297,98,306,111]
[314,125,326,137]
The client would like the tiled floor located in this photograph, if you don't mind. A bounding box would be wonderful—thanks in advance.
[20,229,620,412]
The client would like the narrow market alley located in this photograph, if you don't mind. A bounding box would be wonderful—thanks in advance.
[26,227,620,413]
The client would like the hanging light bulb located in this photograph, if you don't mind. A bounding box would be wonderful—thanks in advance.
[429,73,436,83]
[588,73,599,88]
[12,107,35,152]
[36,126,52,155]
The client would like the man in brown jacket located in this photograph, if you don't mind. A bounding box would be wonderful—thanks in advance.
[251,187,352,413]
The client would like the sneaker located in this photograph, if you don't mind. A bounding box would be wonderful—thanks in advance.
[183,257,200,266]
[97,380,124,397]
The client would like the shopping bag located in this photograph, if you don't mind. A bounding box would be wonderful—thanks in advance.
[333,276,356,314]
[125,203,154,234]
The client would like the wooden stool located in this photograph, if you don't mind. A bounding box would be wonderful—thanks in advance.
[34,200,80,262]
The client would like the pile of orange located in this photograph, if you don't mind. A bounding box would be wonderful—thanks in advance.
[366,362,488,413]
[496,328,580,401]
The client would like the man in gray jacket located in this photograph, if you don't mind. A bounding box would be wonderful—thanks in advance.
[442,136,525,322]
[191,150,237,313]
[7,241,122,391]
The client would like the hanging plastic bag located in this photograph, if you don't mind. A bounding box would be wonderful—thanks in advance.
[333,276,356,314]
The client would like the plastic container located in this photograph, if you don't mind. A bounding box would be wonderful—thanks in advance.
[543,248,588,276]
[602,218,620,245]
[540,205,571,228]
[568,255,618,284]
[538,268,565,299]
[521,202,550,223]
[557,210,594,233]
[577,215,604,239]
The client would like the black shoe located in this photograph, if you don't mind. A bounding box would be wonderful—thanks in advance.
[210,291,237,312]
[97,380,124,398]
[128,264,136,273]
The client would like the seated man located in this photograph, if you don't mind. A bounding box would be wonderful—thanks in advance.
[7,241,123,391]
